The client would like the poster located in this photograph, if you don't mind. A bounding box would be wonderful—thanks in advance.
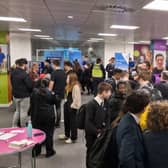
[134,44,152,63]
[115,53,129,71]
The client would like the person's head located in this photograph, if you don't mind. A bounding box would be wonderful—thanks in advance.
[117,81,128,95]
[155,54,164,70]
[120,71,129,81]
[66,72,79,92]
[73,61,82,72]
[64,61,73,72]
[52,59,60,69]
[143,61,151,70]
[147,101,168,132]
[109,57,115,64]
[113,69,123,80]
[161,71,168,81]
[138,70,151,83]
[97,82,112,100]
[15,58,28,70]
[123,91,150,115]
[31,63,39,72]
[44,59,51,67]
[96,58,102,64]
[40,78,50,88]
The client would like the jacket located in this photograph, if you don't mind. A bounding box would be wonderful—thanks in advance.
[11,67,33,98]
[85,99,110,149]
[30,88,55,126]
[116,113,146,168]
[140,105,150,131]
[144,130,168,168]
[108,93,126,123]
[155,81,168,100]
[71,84,81,109]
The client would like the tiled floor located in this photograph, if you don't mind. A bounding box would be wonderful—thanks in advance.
[0,95,93,168]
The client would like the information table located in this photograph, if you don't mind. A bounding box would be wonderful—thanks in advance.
[0,127,46,168]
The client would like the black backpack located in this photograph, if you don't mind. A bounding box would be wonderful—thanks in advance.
[87,127,119,168]
[77,104,87,130]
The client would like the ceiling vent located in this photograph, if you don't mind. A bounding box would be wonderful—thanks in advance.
[94,4,135,13]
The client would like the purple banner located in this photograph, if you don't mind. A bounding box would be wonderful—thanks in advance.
[151,39,167,51]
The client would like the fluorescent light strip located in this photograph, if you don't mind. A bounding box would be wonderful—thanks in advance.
[34,35,50,38]
[98,33,118,37]
[143,0,168,11]
[110,25,139,30]
[128,42,139,44]
[40,37,53,40]
[18,28,41,32]
[162,37,168,40]
[89,38,104,41]
[139,41,150,44]
[67,15,74,19]
[0,16,26,22]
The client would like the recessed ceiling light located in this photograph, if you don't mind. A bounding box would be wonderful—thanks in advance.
[143,0,168,11]
[110,25,139,30]
[18,28,41,32]
[67,16,74,19]
[0,16,26,22]
[98,33,118,37]
[40,37,53,40]
[34,35,50,38]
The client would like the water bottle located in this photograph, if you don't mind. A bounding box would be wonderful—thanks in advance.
[27,120,32,138]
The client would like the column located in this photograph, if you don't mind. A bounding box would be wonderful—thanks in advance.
[10,33,32,65]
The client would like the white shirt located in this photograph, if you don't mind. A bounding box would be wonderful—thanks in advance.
[94,96,104,106]
[129,112,140,124]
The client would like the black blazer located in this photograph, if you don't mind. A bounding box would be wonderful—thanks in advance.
[116,113,146,168]
[144,130,168,168]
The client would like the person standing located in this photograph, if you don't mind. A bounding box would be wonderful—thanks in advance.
[31,78,56,158]
[11,58,33,127]
[144,101,168,168]
[91,58,106,96]
[154,71,168,100]
[85,82,112,168]
[106,57,115,78]
[116,91,150,168]
[29,63,39,83]
[49,60,66,127]
[42,59,53,74]
[59,72,81,144]
[64,61,73,75]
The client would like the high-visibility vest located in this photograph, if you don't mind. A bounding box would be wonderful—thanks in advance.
[92,64,103,78]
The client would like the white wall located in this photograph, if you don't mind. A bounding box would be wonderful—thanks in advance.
[10,33,32,65]
[104,41,134,66]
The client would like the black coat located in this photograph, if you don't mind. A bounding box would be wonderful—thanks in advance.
[30,88,55,127]
[108,93,126,123]
[11,67,33,98]
[155,81,168,100]
[116,113,146,168]
[85,99,109,149]
[144,130,168,168]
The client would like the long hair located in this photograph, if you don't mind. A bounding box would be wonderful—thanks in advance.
[38,78,50,96]
[66,72,80,93]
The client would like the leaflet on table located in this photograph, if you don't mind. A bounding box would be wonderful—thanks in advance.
[0,133,17,140]
[9,139,35,149]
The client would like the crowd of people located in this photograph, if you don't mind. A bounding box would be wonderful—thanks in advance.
[9,54,168,168]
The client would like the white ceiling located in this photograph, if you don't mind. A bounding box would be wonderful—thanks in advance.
[0,0,168,45]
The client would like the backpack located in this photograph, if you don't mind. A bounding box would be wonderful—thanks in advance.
[77,104,87,130]
[87,127,119,168]
[142,85,162,101]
